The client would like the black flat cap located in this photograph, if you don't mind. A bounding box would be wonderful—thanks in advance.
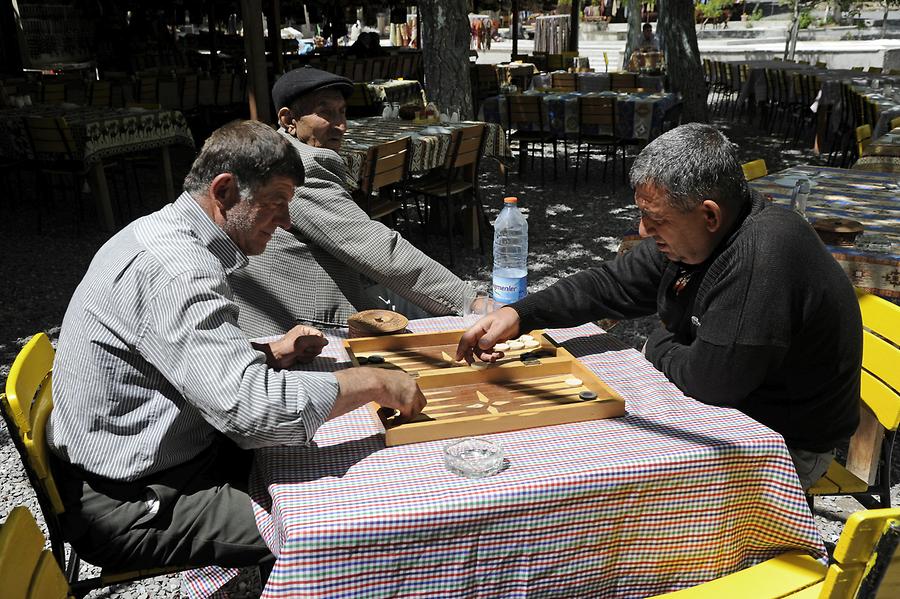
[272,67,354,109]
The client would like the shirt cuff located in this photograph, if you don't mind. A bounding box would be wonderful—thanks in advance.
[296,372,340,445]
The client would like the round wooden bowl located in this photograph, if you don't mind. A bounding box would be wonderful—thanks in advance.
[347,310,409,338]
[812,217,864,247]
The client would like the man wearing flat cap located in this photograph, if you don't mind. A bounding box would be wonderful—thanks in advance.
[230,67,474,336]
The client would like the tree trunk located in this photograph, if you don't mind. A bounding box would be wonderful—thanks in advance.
[882,0,890,38]
[658,0,708,123]
[623,0,642,70]
[784,0,800,61]
[419,0,474,119]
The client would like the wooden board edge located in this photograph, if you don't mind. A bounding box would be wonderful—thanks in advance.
[384,397,625,446]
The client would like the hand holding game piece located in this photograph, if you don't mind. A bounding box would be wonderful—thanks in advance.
[456,306,522,364]
[331,368,427,420]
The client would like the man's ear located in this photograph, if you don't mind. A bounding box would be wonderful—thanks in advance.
[277,107,293,130]
[209,173,238,210]
[700,199,723,233]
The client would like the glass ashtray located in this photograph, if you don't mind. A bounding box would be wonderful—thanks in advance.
[444,438,505,478]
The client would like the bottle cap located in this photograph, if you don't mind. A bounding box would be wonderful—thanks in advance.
[503,196,518,204]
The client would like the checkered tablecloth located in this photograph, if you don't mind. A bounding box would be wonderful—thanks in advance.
[751,166,900,298]
[184,318,824,598]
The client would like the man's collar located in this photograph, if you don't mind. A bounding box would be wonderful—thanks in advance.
[175,192,248,275]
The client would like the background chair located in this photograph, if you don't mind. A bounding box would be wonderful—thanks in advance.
[572,96,621,189]
[808,291,900,509]
[405,124,487,266]
[610,72,638,92]
[741,159,768,181]
[506,94,558,184]
[355,136,411,224]
[550,72,577,92]
[651,507,900,598]
[0,506,72,599]
[0,333,188,597]
[346,82,381,118]
[855,124,873,158]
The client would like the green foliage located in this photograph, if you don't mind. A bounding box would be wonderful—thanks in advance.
[750,7,764,21]
[798,9,813,29]
[695,0,733,19]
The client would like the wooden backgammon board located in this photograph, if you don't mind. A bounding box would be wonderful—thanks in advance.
[344,330,625,446]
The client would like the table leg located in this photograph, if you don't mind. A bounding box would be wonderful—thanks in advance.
[87,161,116,231]
[159,146,174,204]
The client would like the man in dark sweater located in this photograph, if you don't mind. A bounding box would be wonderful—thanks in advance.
[457,123,861,490]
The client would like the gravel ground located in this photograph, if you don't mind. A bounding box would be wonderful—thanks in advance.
[1,112,897,598]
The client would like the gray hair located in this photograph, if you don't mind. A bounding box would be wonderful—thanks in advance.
[629,123,749,213]
[184,120,304,201]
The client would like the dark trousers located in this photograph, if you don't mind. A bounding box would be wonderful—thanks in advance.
[50,436,274,572]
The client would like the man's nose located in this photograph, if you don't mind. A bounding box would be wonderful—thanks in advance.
[275,205,292,229]
[638,219,650,237]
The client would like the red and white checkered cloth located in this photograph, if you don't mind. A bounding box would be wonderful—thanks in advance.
[184,319,823,598]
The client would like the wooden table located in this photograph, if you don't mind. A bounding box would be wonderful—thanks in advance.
[750,166,900,298]
[0,104,194,230]
[183,319,824,598]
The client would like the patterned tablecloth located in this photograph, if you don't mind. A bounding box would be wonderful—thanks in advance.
[480,90,679,141]
[750,166,900,298]
[184,318,824,599]
[339,117,510,188]
[530,71,665,93]
[366,79,425,108]
[0,104,194,163]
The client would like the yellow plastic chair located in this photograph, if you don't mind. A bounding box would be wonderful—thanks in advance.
[651,507,900,598]
[0,333,188,597]
[808,291,900,509]
[0,506,72,599]
[741,159,768,181]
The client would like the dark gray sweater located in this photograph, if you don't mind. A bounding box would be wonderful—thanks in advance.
[512,193,861,452]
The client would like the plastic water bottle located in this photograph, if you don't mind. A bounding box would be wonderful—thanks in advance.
[492,196,528,305]
[790,177,810,220]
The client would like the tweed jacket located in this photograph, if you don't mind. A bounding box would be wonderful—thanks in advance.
[230,129,470,337]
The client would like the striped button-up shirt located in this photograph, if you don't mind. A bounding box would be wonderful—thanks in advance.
[47,193,340,481]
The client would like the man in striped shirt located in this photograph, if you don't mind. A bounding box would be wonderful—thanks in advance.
[47,121,425,573]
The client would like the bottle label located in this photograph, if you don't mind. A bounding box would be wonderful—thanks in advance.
[493,275,527,305]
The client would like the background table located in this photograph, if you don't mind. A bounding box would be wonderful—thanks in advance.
[339,117,510,188]
[531,71,665,93]
[480,91,679,141]
[750,166,900,298]
[185,318,824,598]
[0,104,194,230]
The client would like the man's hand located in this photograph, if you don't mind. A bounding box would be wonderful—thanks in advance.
[331,368,427,420]
[254,325,329,369]
[455,306,522,364]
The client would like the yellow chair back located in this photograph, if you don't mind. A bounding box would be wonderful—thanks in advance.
[856,124,872,156]
[741,159,768,181]
[0,506,71,599]
[0,333,64,513]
